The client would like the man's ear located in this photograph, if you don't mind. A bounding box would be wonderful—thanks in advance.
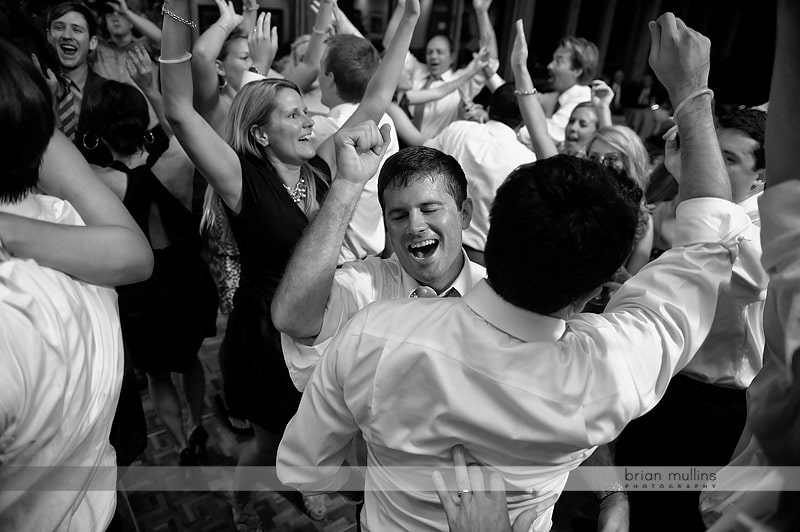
[460,197,474,229]
[755,168,767,188]
[89,35,98,53]
[250,124,269,147]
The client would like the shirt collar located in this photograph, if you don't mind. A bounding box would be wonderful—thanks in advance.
[463,279,566,343]
[0,194,43,218]
[558,83,591,106]
[737,190,762,223]
[400,249,478,298]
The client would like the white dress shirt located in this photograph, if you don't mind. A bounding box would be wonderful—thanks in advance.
[681,192,767,388]
[700,181,800,525]
[277,198,750,532]
[310,102,400,263]
[518,83,592,147]
[0,195,123,532]
[405,54,492,140]
[281,251,485,391]
[425,120,535,251]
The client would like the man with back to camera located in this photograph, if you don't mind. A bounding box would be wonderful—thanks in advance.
[276,13,753,532]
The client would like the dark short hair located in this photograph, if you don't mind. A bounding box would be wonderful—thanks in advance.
[718,108,766,171]
[378,146,467,210]
[488,83,522,129]
[77,80,149,156]
[323,34,380,103]
[47,2,98,37]
[485,155,639,314]
[560,36,598,85]
[0,38,54,203]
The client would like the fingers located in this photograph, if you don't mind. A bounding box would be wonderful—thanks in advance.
[467,463,485,497]
[31,53,42,72]
[647,20,661,66]
[432,470,459,518]
[515,19,525,45]
[488,471,506,499]
[452,445,471,495]
[372,123,392,155]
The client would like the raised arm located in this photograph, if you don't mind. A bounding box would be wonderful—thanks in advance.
[511,20,558,160]
[382,0,405,50]
[590,79,614,128]
[316,0,420,172]
[107,0,162,43]
[191,0,243,116]
[127,44,173,138]
[272,121,391,339]
[0,130,153,285]
[162,0,243,212]
[283,0,334,91]
[240,0,259,33]
[765,0,799,188]
[404,49,489,105]
[473,0,498,61]
[648,13,729,202]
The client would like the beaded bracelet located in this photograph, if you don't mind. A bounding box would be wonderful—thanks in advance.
[158,52,192,64]
[672,87,714,119]
[311,27,328,35]
[162,4,197,29]
[514,88,538,96]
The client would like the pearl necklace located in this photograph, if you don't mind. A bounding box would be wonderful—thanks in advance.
[283,177,307,204]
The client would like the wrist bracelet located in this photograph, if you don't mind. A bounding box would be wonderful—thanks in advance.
[162,5,197,29]
[671,87,714,120]
[311,27,328,35]
[158,52,192,64]
[514,88,537,96]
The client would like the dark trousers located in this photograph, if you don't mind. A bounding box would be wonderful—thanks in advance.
[615,373,747,532]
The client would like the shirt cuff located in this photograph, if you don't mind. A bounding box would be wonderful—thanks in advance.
[674,198,751,259]
[759,180,800,274]
[280,332,332,392]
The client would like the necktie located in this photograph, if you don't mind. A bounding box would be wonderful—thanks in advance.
[57,81,78,141]
[410,287,461,298]
[411,75,438,130]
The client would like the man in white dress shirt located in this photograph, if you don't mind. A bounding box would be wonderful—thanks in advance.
[313,34,401,262]
[276,15,752,531]
[0,42,124,532]
[272,144,485,392]
[518,36,597,148]
[424,83,535,264]
[616,107,768,531]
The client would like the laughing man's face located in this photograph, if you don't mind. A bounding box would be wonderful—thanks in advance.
[48,11,97,72]
[383,176,472,293]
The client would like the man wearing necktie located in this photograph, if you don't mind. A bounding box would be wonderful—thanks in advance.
[46,2,108,141]
[386,0,499,140]
[273,142,484,394]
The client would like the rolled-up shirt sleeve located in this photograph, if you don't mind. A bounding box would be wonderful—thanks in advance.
[568,198,751,445]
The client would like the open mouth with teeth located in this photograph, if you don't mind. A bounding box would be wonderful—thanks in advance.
[59,43,78,57]
[298,135,310,142]
[408,238,439,260]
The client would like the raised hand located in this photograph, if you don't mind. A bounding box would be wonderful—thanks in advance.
[511,19,528,73]
[333,121,392,188]
[590,79,614,109]
[468,46,491,73]
[106,0,130,16]
[248,12,279,74]
[647,12,710,105]
[213,0,243,30]
[404,0,421,18]
[472,0,492,12]
[125,45,154,90]
[31,53,59,101]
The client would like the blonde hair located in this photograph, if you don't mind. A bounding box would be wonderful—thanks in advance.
[589,125,650,192]
[223,78,329,216]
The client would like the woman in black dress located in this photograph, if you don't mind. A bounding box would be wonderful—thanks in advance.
[76,80,218,465]
[160,0,420,524]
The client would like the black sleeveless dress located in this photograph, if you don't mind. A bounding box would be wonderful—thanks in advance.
[221,153,330,432]
[112,161,219,374]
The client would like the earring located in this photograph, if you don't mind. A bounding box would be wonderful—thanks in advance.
[143,131,155,145]
[82,132,100,151]
[218,74,228,89]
